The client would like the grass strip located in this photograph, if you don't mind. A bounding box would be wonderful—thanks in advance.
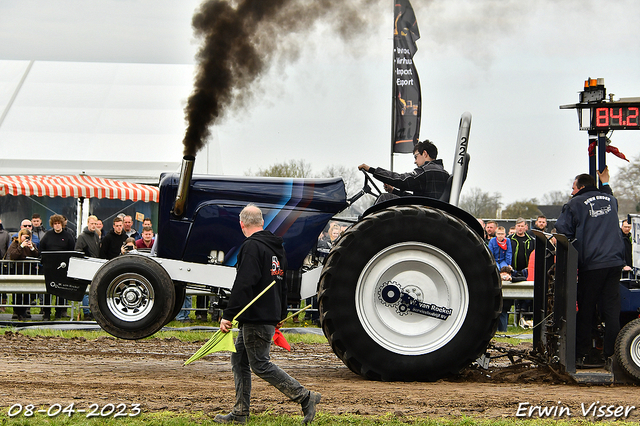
[1,410,633,426]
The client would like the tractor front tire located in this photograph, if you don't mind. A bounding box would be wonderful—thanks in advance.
[89,254,175,340]
[615,317,640,382]
[318,205,501,381]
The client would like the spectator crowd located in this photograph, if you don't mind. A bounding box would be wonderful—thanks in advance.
[0,213,168,321]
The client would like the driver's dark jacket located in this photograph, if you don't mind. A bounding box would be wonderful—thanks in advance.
[370,159,450,199]
[222,230,288,325]
[555,185,625,271]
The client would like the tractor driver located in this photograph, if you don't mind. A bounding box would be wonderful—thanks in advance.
[358,139,450,201]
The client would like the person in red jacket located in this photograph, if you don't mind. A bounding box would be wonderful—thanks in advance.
[135,226,155,249]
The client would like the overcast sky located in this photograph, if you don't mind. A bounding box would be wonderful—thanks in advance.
[1,0,640,207]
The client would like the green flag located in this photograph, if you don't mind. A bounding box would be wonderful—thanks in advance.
[184,280,277,365]
[184,321,237,366]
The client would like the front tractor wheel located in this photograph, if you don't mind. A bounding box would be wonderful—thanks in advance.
[615,318,640,383]
[89,254,175,340]
[318,205,501,381]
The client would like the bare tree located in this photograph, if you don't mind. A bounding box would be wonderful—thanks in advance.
[459,187,502,218]
[319,165,372,217]
[541,190,571,206]
[501,199,541,219]
[246,159,313,178]
[318,164,362,196]
[613,153,640,216]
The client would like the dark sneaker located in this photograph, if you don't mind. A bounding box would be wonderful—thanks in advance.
[213,413,247,424]
[302,391,321,424]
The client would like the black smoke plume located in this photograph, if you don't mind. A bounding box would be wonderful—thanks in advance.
[182,0,382,157]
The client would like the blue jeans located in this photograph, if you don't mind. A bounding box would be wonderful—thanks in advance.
[176,296,191,321]
[82,294,90,315]
[231,323,308,416]
[498,299,514,332]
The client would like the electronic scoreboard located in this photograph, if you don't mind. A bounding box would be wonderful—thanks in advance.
[561,78,640,131]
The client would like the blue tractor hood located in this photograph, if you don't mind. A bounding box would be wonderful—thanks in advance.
[156,173,348,269]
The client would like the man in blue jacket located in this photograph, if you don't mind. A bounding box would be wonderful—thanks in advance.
[555,169,625,367]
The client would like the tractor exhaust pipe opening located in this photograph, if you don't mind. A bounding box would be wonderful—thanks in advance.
[172,155,195,217]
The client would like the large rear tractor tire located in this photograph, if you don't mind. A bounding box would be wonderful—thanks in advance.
[318,205,501,381]
[614,318,640,382]
[89,254,176,340]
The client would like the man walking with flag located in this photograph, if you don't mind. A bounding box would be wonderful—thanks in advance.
[215,204,321,424]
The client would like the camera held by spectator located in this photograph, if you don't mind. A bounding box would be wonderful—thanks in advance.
[121,237,136,255]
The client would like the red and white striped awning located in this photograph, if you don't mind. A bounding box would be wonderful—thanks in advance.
[0,175,159,203]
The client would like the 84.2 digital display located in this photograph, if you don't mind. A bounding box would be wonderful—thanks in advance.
[593,104,640,130]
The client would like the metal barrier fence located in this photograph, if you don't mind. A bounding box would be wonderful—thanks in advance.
[0,259,220,320]
[0,259,42,276]
[0,259,76,318]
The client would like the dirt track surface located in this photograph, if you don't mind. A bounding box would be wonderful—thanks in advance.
[1,332,639,421]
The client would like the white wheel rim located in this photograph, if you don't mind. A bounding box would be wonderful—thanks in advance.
[355,242,469,355]
[106,273,155,322]
[631,333,640,368]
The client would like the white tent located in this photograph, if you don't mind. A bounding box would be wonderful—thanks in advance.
[0,60,222,182]
[0,174,160,235]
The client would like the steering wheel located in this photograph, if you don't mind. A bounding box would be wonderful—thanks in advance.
[361,169,383,198]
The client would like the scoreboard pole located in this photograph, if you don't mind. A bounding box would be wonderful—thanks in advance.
[594,131,607,188]
[587,131,607,188]
[597,132,607,188]
[588,132,597,181]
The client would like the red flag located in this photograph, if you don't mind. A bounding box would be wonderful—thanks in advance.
[273,328,291,351]
[588,141,629,161]
[606,145,629,162]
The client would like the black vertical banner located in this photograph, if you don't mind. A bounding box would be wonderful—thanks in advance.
[393,0,421,154]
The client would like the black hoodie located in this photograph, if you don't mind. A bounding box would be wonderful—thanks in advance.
[223,230,288,325]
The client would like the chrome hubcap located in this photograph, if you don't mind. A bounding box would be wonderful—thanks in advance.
[106,273,155,322]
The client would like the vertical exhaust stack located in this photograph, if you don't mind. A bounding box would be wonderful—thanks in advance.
[172,155,196,217]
